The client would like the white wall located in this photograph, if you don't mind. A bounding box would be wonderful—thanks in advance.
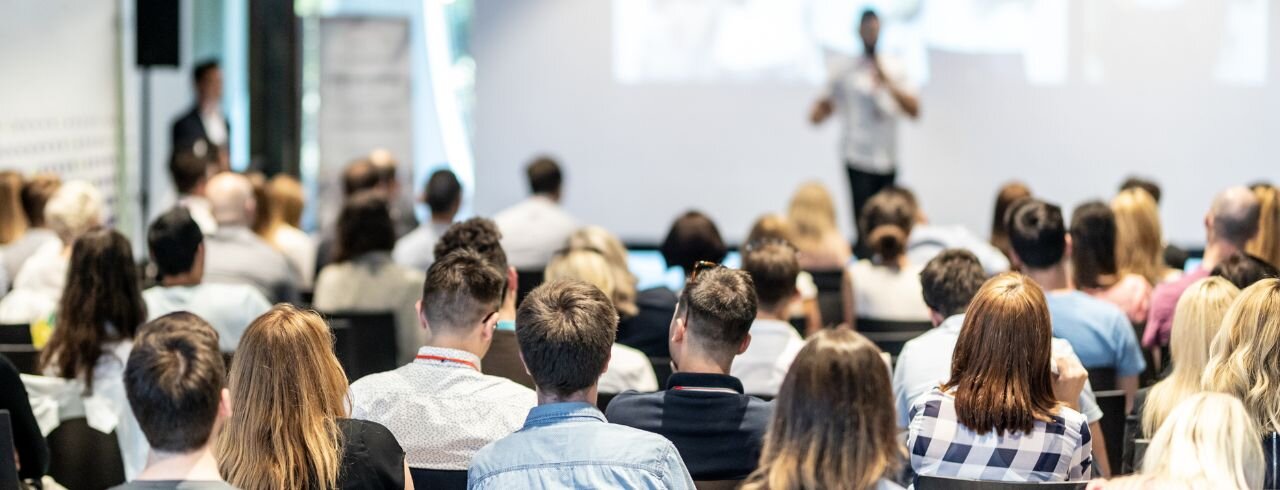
[472,0,1280,246]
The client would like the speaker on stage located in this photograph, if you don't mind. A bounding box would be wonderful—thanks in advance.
[135,0,179,67]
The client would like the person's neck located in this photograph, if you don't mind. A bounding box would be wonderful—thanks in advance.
[538,386,596,406]
[755,305,789,322]
[429,213,454,226]
[136,445,223,482]
[426,332,486,358]
[534,192,560,204]
[161,272,201,288]
[1202,240,1241,270]
[673,350,731,376]
[1024,263,1073,292]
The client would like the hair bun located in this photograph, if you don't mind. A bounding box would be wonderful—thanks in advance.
[868,224,906,260]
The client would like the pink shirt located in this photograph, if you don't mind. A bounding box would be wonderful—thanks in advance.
[1142,267,1210,348]
[1085,273,1153,327]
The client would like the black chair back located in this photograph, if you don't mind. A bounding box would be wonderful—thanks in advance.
[0,411,18,490]
[1264,432,1279,490]
[1119,387,1148,475]
[482,329,535,389]
[47,417,125,490]
[409,468,467,490]
[324,312,398,382]
[515,269,545,307]
[0,325,37,375]
[807,269,845,327]
[597,392,617,412]
[649,357,673,387]
[1094,389,1127,474]
[1087,367,1117,391]
[854,318,932,358]
[915,475,1087,489]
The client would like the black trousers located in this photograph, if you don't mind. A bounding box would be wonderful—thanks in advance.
[846,164,897,258]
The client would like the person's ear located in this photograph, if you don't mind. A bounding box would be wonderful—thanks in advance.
[417,300,429,332]
[518,350,531,377]
[480,311,498,343]
[737,332,752,356]
[219,388,233,419]
[601,350,613,377]
[1009,249,1024,269]
[672,316,687,345]
[1205,212,1214,235]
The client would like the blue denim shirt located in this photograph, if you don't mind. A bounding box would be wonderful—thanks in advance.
[468,402,696,489]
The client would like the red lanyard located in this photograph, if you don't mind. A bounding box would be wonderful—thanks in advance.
[415,354,479,371]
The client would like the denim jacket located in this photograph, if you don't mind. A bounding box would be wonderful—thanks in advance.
[468,402,695,489]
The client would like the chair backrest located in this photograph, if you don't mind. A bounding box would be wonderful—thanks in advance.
[1264,432,1279,490]
[47,417,126,490]
[649,357,673,387]
[915,475,1087,489]
[323,312,398,382]
[854,319,932,357]
[0,411,18,490]
[1094,389,1127,474]
[695,479,744,490]
[597,392,617,412]
[1119,387,1148,475]
[409,468,467,490]
[0,325,37,375]
[807,269,845,327]
[1087,367,1117,391]
[515,269,545,307]
[481,329,535,389]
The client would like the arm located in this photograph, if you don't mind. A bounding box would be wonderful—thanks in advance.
[809,97,834,125]
[874,59,920,119]
[403,461,414,490]
[662,444,697,490]
[803,298,823,336]
[1117,375,1139,414]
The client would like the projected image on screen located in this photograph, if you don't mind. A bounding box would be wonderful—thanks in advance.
[613,0,1267,86]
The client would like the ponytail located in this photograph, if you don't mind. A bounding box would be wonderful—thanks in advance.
[868,224,906,260]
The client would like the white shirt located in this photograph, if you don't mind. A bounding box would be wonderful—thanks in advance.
[348,346,537,470]
[599,343,659,394]
[269,225,316,290]
[493,196,578,270]
[825,54,915,173]
[313,252,426,365]
[200,107,228,147]
[848,259,932,322]
[907,223,1011,275]
[0,240,67,324]
[2,227,59,281]
[730,319,806,396]
[893,314,1104,428]
[392,221,454,271]
[143,283,273,352]
[178,195,218,236]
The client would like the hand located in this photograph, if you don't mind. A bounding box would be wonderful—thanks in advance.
[809,98,834,125]
[1051,353,1088,409]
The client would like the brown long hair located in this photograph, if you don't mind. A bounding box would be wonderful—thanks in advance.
[1247,184,1280,269]
[943,272,1058,435]
[40,228,146,393]
[743,329,901,490]
[861,188,916,262]
[991,182,1032,260]
[217,305,348,490]
[1112,188,1166,284]
[1070,201,1120,290]
[0,171,27,244]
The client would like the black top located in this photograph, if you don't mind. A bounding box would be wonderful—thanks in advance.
[0,354,48,481]
[170,106,229,157]
[616,288,679,358]
[336,418,405,490]
[605,372,772,480]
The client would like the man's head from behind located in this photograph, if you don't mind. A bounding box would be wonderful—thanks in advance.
[859,9,880,55]
[1008,199,1067,270]
[1208,186,1261,248]
[526,156,563,199]
[435,217,514,303]
[193,60,222,104]
[425,169,462,219]
[741,242,799,315]
[420,249,504,346]
[149,207,205,281]
[170,151,215,196]
[205,172,254,227]
[672,267,757,367]
[920,249,988,323]
[125,312,229,454]
[343,158,381,198]
[516,279,618,399]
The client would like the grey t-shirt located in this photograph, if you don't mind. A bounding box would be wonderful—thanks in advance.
[110,481,238,490]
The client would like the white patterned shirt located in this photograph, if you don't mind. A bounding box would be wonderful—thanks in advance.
[348,346,536,470]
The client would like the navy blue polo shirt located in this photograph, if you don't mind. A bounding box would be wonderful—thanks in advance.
[605,372,773,480]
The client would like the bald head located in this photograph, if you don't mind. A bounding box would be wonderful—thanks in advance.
[1209,186,1260,247]
[206,172,255,226]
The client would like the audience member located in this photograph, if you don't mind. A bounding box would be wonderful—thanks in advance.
[0,180,103,324]
[786,181,852,270]
[0,171,28,250]
[257,174,316,290]
[2,174,60,281]
[989,181,1032,262]
[202,172,300,302]
[1009,199,1145,406]
[1118,176,1192,271]
[1091,393,1262,490]
[1203,278,1280,436]
[494,156,578,271]
[37,228,149,477]
[1247,183,1280,268]
[544,249,658,392]
[733,242,806,396]
[217,305,408,489]
[143,207,271,353]
[169,150,219,235]
[661,210,729,278]
[1070,201,1152,325]
[569,226,679,358]
[172,60,230,171]
[1211,252,1279,289]
[367,149,419,238]
[0,354,48,484]
[1139,277,1238,438]
[902,187,1011,275]
[745,215,821,333]
[1112,188,1180,285]
[744,329,902,490]
[314,192,425,365]
[314,158,383,274]
[908,272,1093,482]
[1144,186,1259,348]
[607,266,768,481]
[844,187,931,323]
[468,279,694,489]
[113,312,234,489]
[392,169,461,271]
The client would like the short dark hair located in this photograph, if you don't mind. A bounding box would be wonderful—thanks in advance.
[860,8,878,24]
[526,156,562,195]
[1119,177,1161,204]
[1069,201,1119,290]
[20,174,60,227]
[1008,199,1067,269]
[516,279,618,397]
[661,211,728,275]
[1212,253,1280,289]
[169,151,213,194]
[434,217,509,273]
[862,187,917,260]
[423,249,504,331]
[679,267,757,351]
[148,207,204,279]
[125,312,224,452]
[193,60,220,84]
[920,249,987,317]
[342,159,380,197]
[334,191,395,263]
[425,169,462,215]
[740,242,798,310]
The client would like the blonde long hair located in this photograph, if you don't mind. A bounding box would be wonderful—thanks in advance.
[0,171,27,244]
[1112,188,1166,284]
[1141,277,1239,436]
[1247,185,1280,269]
[545,249,619,308]
[217,305,349,490]
[787,182,841,252]
[743,329,900,490]
[1203,278,1280,435]
[567,226,639,317]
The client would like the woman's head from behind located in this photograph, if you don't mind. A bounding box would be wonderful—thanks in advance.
[567,226,638,317]
[42,228,145,392]
[267,174,305,229]
[745,328,899,490]
[991,181,1032,252]
[1203,278,1280,434]
[861,187,917,262]
[1111,188,1164,284]
[660,211,727,276]
[1070,201,1120,290]
[0,171,27,244]
[1246,184,1280,269]
[946,272,1057,435]
[218,305,348,490]
[545,249,618,309]
[334,191,395,263]
[787,182,839,243]
[1135,393,1263,490]
[44,180,104,245]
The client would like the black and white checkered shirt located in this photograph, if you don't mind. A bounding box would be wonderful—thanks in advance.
[907,388,1092,482]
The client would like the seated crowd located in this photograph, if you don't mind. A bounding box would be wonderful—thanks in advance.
[0,155,1278,490]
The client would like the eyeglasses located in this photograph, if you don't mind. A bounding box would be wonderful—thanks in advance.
[688,260,721,285]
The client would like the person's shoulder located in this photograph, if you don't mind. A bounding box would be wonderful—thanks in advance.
[635,287,678,307]
[604,390,664,418]
[200,282,269,300]
[603,420,682,454]
[349,365,410,392]
[338,418,400,448]
[476,373,538,403]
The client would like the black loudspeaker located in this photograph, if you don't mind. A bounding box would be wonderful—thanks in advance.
[136,0,179,67]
